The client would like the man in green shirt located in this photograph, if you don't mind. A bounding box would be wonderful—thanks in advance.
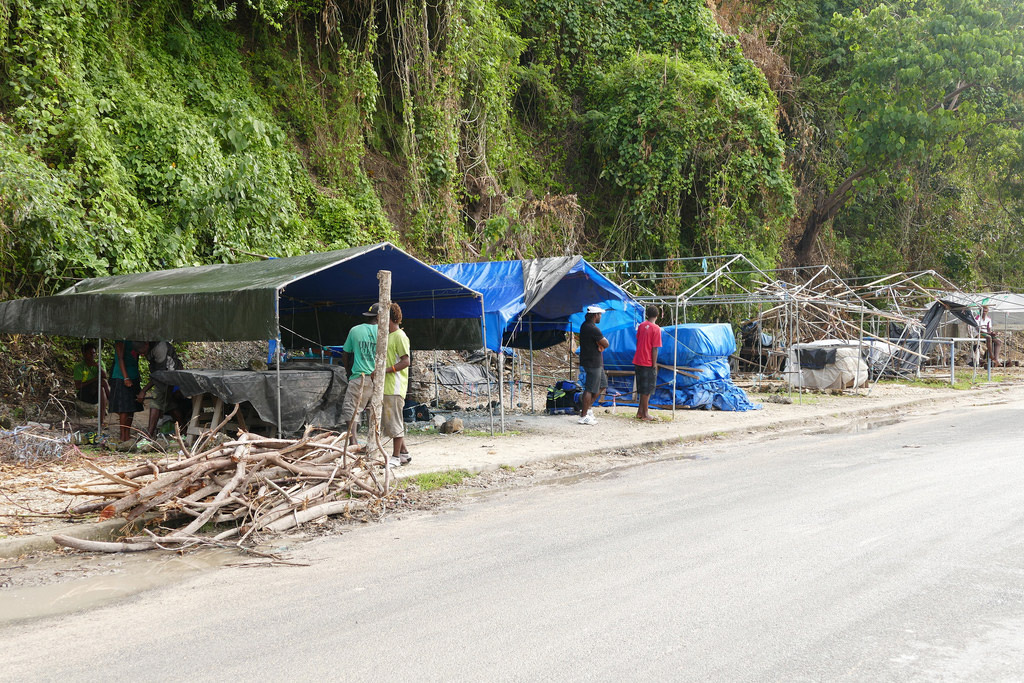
[73,342,108,424]
[382,303,411,467]
[341,304,384,449]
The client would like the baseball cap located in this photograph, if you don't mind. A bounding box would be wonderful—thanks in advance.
[586,305,605,314]
[362,303,380,317]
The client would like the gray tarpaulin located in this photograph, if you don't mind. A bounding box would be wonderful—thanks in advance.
[154,362,349,434]
[521,257,580,315]
[784,342,869,390]
[435,362,496,392]
[0,242,484,349]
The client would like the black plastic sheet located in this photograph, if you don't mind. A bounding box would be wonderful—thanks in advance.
[154,363,349,434]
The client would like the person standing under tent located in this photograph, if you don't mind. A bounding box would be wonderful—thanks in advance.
[73,341,109,426]
[341,304,383,450]
[578,305,609,425]
[137,341,184,438]
[382,302,412,467]
[109,340,145,444]
[975,305,1002,366]
[633,305,662,422]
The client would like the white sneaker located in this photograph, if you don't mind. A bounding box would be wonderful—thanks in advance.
[387,456,402,468]
[578,413,597,425]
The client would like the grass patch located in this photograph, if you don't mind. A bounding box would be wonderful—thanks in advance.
[877,374,1007,391]
[404,469,476,491]
[461,429,520,437]
[499,464,515,472]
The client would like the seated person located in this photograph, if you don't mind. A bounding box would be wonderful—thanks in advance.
[974,305,1003,366]
[73,342,109,424]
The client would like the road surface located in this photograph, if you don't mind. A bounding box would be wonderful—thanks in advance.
[4,397,1024,681]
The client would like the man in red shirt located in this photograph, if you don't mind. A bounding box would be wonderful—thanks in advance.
[632,305,662,421]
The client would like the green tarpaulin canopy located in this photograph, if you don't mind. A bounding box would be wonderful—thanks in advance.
[0,242,484,349]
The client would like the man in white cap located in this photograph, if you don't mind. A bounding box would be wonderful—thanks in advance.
[340,303,383,449]
[578,305,609,425]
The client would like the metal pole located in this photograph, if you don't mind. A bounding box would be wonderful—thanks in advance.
[950,340,955,385]
[672,298,679,421]
[858,310,865,391]
[795,302,804,403]
[509,352,515,413]
[97,337,103,438]
[529,318,535,414]
[275,333,282,439]
[786,298,793,402]
[568,333,573,381]
[497,351,506,433]
[275,294,282,439]
[480,297,494,437]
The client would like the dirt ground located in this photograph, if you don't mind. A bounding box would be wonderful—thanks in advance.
[2,348,1022,600]
[0,430,718,605]
[3,367,1020,539]
[1,374,1022,619]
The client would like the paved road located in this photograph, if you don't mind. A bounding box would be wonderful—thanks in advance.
[4,398,1024,681]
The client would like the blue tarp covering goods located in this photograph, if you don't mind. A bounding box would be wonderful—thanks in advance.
[595,322,760,412]
[437,255,756,411]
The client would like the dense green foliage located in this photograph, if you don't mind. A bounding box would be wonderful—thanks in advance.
[588,54,793,262]
[509,0,795,262]
[0,0,1022,298]
[759,0,1024,283]
[0,0,395,296]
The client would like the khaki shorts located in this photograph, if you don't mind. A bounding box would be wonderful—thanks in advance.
[340,374,374,426]
[147,382,173,412]
[381,394,405,439]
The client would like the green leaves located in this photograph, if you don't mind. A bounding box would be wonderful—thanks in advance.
[587,53,795,260]
[0,0,395,295]
[834,0,1024,170]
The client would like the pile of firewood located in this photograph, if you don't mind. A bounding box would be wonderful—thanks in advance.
[50,420,394,554]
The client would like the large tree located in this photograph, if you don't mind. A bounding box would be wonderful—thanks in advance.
[793,0,1024,265]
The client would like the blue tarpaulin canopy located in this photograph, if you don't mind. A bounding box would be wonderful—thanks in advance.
[0,242,484,350]
[598,322,759,411]
[434,256,644,351]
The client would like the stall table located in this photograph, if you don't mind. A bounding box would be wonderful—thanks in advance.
[153,363,349,439]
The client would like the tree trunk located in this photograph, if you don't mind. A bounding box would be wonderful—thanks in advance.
[794,164,872,265]
[371,270,392,484]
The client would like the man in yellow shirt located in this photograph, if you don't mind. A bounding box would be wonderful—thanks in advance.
[382,302,411,467]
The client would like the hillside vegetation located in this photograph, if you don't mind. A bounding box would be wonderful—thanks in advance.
[0,0,1022,297]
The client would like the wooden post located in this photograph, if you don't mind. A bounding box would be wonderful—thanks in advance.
[371,270,392,486]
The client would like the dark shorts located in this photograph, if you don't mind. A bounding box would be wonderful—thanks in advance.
[77,384,99,404]
[109,378,143,414]
[582,366,608,394]
[635,364,657,395]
